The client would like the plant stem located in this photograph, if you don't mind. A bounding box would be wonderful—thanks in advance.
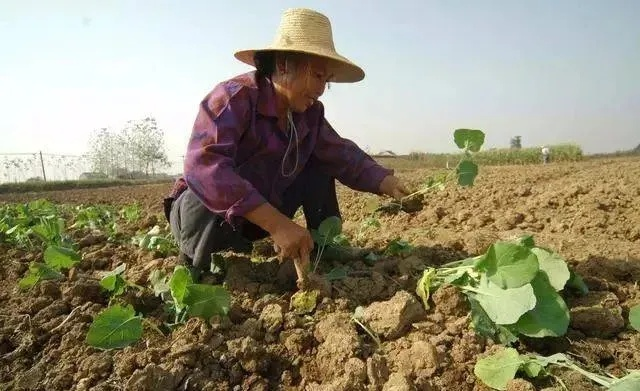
[352,317,381,346]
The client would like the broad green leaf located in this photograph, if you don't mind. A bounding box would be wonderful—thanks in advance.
[169,265,193,311]
[416,268,435,310]
[566,270,589,295]
[100,263,127,295]
[148,269,170,296]
[456,160,479,187]
[183,284,230,319]
[18,262,63,289]
[100,275,127,296]
[44,245,81,270]
[468,296,498,339]
[610,371,640,391]
[531,247,570,291]
[629,305,640,331]
[514,272,570,337]
[496,325,519,346]
[85,304,143,350]
[290,290,319,314]
[318,216,342,242]
[476,242,539,289]
[454,128,485,152]
[474,347,522,390]
[521,360,545,378]
[444,270,472,287]
[475,274,537,325]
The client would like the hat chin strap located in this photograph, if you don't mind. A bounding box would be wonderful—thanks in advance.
[280,109,299,178]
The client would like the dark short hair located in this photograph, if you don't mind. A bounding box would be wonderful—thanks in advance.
[254,51,277,79]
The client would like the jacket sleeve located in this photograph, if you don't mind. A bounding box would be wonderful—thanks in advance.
[311,103,393,194]
[183,82,266,228]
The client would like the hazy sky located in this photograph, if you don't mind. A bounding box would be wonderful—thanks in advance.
[1,0,639,162]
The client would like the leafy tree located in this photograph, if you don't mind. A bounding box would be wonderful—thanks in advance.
[88,117,170,178]
[510,136,522,149]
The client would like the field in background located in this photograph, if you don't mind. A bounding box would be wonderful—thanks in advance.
[1,143,638,195]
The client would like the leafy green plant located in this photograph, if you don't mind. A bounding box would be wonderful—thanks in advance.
[19,244,81,290]
[99,264,129,298]
[474,347,640,390]
[18,262,64,289]
[384,238,414,257]
[71,204,114,230]
[416,235,578,344]
[119,203,141,223]
[85,304,143,350]
[132,225,178,256]
[150,265,230,325]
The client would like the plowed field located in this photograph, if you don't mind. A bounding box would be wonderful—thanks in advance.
[1,156,639,391]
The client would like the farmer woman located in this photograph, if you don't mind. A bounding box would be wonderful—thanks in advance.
[164,8,410,285]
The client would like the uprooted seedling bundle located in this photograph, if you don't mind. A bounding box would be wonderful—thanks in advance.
[416,235,588,345]
[474,347,640,390]
[377,128,485,214]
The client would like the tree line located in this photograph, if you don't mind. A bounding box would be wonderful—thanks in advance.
[87,117,171,179]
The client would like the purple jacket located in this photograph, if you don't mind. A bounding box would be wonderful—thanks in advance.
[167,71,393,228]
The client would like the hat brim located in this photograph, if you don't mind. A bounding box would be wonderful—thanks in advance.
[234,48,365,83]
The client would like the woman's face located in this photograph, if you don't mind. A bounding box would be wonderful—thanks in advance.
[275,54,333,113]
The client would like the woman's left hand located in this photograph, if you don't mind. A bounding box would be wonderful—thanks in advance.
[379,175,410,200]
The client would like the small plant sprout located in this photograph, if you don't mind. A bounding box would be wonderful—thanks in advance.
[351,306,381,347]
[416,235,582,344]
[474,347,640,390]
[310,216,343,272]
[151,265,230,326]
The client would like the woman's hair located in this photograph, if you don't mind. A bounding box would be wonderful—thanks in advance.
[254,51,277,79]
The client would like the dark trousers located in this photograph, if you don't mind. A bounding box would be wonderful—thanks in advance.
[168,160,341,270]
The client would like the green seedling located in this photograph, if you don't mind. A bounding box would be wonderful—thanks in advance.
[71,204,115,230]
[475,347,640,390]
[132,225,178,257]
[119,203,141,223]
[416,235,579,344]
[99,263,130,298]
[150,265,230,326]
[384,238,414,257]
[19,244,81,290]
[378,128,485,214]
[351,306,381,346]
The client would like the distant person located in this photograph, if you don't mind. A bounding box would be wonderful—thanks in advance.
[163,8,410,286]
[541,146,551,164]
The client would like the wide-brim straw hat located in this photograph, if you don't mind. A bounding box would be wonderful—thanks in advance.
[234,8,365,83]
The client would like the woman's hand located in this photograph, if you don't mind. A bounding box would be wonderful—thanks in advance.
[379,175,410,200]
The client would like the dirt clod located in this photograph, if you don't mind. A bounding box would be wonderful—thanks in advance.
[362,291,425,340]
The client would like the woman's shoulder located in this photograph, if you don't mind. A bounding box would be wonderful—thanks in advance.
[202,71,259,119]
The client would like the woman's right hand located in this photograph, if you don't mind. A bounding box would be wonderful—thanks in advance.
[271,220,314,272]
[244,203,314,284]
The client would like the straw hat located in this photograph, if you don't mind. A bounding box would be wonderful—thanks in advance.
[234,8,365,83]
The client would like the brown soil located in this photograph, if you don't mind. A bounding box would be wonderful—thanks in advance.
[1,156,639,390]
